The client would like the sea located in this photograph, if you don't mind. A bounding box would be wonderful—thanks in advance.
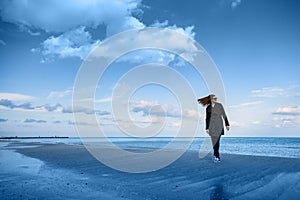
[2,137,299,159]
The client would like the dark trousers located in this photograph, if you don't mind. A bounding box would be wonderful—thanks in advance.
[211,135,221,159]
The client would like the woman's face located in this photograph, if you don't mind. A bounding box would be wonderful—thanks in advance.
[211,96,217,104]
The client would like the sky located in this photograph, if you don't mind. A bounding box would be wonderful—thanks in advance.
[0,0,300,137]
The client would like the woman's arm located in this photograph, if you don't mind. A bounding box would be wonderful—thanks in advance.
[206,106,211,131]
[220,104,230,130]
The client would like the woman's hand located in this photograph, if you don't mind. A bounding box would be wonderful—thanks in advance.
[206,129,209,134]
[226,126,230,131]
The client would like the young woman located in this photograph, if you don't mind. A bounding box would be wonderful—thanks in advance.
[198,94,230,162]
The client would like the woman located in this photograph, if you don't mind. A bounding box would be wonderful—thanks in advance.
[198,94,230,162]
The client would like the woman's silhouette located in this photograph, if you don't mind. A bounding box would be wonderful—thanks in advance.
[198,94,230,162]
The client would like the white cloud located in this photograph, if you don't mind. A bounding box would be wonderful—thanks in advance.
[151,20,169,28]
[272,106,300,116]
[151,20,196,39]
[130,100,199,119]
[106,15,145,37]
[273,116,300,128]
[0,0,143,33]
[231,0,242,9]
[0,0,197,62]
[272,106,300,128]
[167,25,196,40]
[0,93,34,101]
[62,105,110,115]
[67,120,93,126]
[251,121,262,125]
[0,0,145,61]
[229,121,245,127]
[229,101,264,109]
[114,21,196,65]
[33,26,101,61]
[251,87,287,98]
[0,98,110,115]
[95,97,113,103]
[47,89,72,99]
[90,27,199,66]
[116,49,176,66]
[77,97,113,103]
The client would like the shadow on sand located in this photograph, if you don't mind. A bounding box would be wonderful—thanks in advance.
[210,184,229,200]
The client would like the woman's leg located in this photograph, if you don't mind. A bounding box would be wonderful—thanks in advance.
[211,135,221,159]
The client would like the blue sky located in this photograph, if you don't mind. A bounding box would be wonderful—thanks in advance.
[0,0,300,137]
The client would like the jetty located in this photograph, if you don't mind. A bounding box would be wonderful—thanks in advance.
[0,136,69,139]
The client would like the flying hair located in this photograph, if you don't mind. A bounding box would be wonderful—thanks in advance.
[197,94,215,106]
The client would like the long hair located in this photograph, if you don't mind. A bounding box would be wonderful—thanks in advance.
[198,94,215,106]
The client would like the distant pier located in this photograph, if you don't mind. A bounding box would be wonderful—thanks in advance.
[0,136,69,139]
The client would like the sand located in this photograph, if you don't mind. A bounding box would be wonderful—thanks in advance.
[1,141,300,200]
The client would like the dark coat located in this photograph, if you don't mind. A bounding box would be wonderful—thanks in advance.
[206,102,230,136]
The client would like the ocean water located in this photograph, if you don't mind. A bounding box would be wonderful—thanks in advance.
[2,137,300,158]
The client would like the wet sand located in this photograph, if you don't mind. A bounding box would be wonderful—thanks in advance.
[1,141,300,200]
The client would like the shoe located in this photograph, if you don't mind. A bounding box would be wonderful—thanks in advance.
[213,156,221,163]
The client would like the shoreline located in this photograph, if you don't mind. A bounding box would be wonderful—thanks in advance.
[1,141,300,199]
[0,136,69,139]
[0,137,300,158]
[1,138,299,159]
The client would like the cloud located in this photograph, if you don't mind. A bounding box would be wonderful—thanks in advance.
[0,99,16,109]
[32,26,101,61]
[0,0,145,61]
[115,23,196,65]
[229,101,264,109]
[0,99,109,115]
[231,0,242,9]
[62,106,93,115]
[53,120,62,124]
[272,106,300,116]
[24,118,47,123]
[18,24,41,36]
[251,121,262,125]
[38,21,196,62]
[95,97,113,103]
[37,103,63,112]
[229,121,245,127]
[0,99,63,112]
[130,100,199,119]
[91,27,198,67]
[67,120,91,126]
[251,87,287,98]
[150,20,196,39]
[0,99,35,110]
[272,106,300,128]
[47,89,72,99]
[0,93,34,101]
[0,118,8,122]
[62,106,110,115]
[78,97,113,103]
[97,110,111,116]
[131,100,179,117]
[273,116,300,128]
[0,0,143,33]
[116,49,176,65]
[0,0,196,62]
[151,20,169,28]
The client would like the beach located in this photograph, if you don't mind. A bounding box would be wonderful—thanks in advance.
[1,141,300,200]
